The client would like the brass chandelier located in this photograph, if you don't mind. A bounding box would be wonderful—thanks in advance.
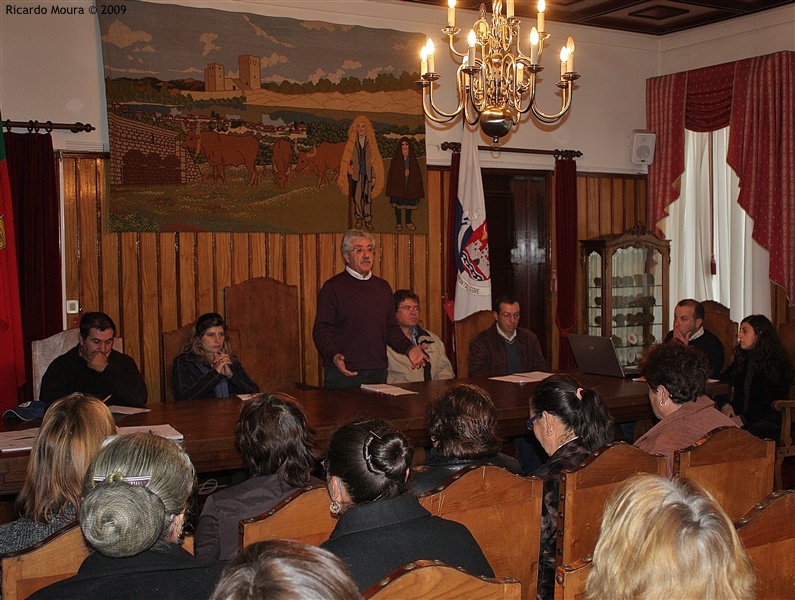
[418,0,579,145]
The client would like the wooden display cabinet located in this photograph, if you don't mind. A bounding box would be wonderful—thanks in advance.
[580,222,670,371]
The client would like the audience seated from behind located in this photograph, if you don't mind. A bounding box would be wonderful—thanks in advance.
[320,419,494,592]
[195,393,323,561]
[634,343,737,476]
[30,433,224,600]
[410,383,522,494]
[39,312,146,406]
[585,473,755,600]
[720,314,793,439]
[172,312,259,401]
[0,393,116,555]
[664,299,725,379]
[528,375,614,600]
[209,539,360,600]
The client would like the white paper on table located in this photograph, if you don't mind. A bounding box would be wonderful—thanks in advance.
[490,371,554,384]
[0,428,39,452]
[108,405,151,415]
[360,384,418,396]
[118,424,184,441]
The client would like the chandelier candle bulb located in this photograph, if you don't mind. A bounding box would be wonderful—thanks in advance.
[420,46,428,76]
[426,39,435,73]
[447,0,456,28]
[507,0,514,19]
[560,47,569,77]
[517,62,524,86]
[566,37,575,72]
[467,29,476,67]
[530,27,539,64]
[538,0,546,32]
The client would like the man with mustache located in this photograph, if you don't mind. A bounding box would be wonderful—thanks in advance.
[313,230,427,389]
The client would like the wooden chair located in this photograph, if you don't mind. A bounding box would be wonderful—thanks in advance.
[701,300,737,374]
[363,560,522,600]
[225,277,300,392]
[554,556,592,600]
[239,485,336,549]
[418,465,542,600]
[773,390,795,490]
[454,309,495,377]
[778,319,795,368]
[162,322,240,401]
[673,426,774,522]
[32,329,123,400]
[557,443,666,566]
[735,489,795,600]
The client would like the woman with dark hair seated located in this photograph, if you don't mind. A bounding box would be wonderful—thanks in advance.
[528,375,614,600]
[195,393,322,561]
[210,539,361,600]
[32,432,223,599]
[720,314,793,439]
[172,312,259,401]
[320,419,493,591]
[635,343,737,476]
[0,393,116,554]
[410,383,522,494]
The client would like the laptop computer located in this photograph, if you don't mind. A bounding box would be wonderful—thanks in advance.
[567,334,640,378]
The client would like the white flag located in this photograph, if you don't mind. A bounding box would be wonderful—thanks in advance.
[454,122,491,320]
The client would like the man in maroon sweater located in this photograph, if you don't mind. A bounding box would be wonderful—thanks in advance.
[313,230,427,389]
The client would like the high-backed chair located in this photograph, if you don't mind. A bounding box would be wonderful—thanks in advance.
[363,560,522,600]
[239,485,335,549]
[673,426,774,522]
[735,489,795,600]
[32,329,123,400]
[773,391,795,490]
[701,300,737,374]
[454,310,495,377]
[162,323,241,401]
[225,277,300,391]
[557,443,666,567]
[778,319,795,368]
[418,465,542,600]
[554,556,592,600]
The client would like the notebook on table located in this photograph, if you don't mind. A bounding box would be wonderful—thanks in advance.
[567,334,640,378]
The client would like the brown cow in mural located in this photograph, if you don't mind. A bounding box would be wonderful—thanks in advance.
[271,138,293,189]
[295,142,345,188]
[182,124,260,186]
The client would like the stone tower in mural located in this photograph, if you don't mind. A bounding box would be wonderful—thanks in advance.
[205,63,225,92]
[238,55,261,90]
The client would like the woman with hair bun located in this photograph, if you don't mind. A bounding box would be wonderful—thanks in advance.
[172,312,259,401]
[320,419,493,591]
[528,375,614,600]
[31,433,224,600]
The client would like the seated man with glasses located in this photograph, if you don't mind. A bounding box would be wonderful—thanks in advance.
[313,230,427,389]
[468,295,550,378]
[387,289,454,383]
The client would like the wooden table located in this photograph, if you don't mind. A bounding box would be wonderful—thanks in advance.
[0,375,727,496]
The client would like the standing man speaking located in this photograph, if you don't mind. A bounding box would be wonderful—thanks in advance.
[313,230,427,389]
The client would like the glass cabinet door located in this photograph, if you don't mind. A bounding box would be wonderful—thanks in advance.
[586,251,603,336]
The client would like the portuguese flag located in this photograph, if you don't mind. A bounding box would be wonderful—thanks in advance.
[0,123,25,410]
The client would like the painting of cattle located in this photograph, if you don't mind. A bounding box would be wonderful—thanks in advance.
[98,0,426,234]
[295,142,345,188]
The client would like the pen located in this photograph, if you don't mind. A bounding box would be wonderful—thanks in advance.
[102,395,112,403]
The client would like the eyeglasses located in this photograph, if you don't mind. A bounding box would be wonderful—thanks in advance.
[526,413,542,429]
[350,246,376,255]
[399,305,421,312]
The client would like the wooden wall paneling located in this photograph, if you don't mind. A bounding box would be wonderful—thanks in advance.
[159,234,178,334]
[177,233,196,327]
[301,235,319,386]
[139,233,161,403]
[426,169,444,335]
[61,156,79,327]
[195,233,215,314]
[267,233,284,280]
[231,233,250,284]
[214,233,232,311]
[249,233,266,278]
[283,235,301,288]
[599,178,613,233]
[378,234,396,283]
[585,178,601,239]
[395,234,412,292]
[611,179,625,231]
[98,163,121,329]
[119,232,142,383]
[77,158,100,313]
[310,233,340,386]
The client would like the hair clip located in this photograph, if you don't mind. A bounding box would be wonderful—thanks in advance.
[93,472,152,486]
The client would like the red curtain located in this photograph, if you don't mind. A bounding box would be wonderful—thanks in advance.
[647,51,795,302]
[5,132,63,401]
[554,157,578,369]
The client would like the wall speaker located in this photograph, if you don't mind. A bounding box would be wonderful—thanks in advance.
[631,130,656,165]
